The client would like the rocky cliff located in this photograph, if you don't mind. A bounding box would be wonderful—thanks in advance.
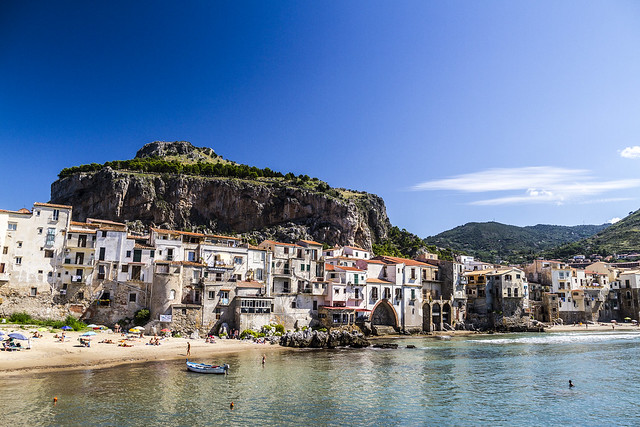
[50,142,391,249]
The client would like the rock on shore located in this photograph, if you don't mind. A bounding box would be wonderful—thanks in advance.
[279,329,370,349]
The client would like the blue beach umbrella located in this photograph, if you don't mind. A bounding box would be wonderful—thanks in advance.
[61,326,73,330]
[81,331,97,336]
[8,333,28,340]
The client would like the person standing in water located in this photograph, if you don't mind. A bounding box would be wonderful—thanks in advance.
[187,342,191,356]
[569,380,574,388]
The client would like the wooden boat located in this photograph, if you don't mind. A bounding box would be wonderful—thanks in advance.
[186,360,229,374]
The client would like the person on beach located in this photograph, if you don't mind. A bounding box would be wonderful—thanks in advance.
[187,342,191,356]
[262,354,266,365]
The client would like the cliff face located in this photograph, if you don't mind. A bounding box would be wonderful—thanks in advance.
[50,167,390,250]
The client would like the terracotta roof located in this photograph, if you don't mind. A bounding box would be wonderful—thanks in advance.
[34,202,72,209]
[298,239,323,246]
[178,261,206,267]
[325,264,335,271]
[87,218,126,226]
[365,259,386,264]
[366,278,394,284]
[335,265,364,272]
[260,240,301,248]
[134,243,155,250]
[344,245,366,251]
[205,234,241,240]
[248,245,267,251]
[236,281,264,288]
[151,228,204,238]
[0,208,31,214]
[69,228,97,234]
[375,256,430,267]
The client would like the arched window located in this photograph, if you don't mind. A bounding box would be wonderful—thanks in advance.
[169,289,176,300]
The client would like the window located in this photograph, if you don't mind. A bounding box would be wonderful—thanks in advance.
[411,289,416,300]
[169,289,176,300]
[46,228,56,245]
[626,280,630,288]
[44,250,54,258]
[355,288,360,299]
[291,300,297,308]
[507,288,512,297]
[126,251,132,258]
[101,231,107,238]
[283,281,290,293]
[2,247,7,254]
[335,288,340,295]
[167,248,174,261]
[188,251,197,262]
[38,270,43,274]
[30,287,37,296]
[234,256,242,265]
[122,265,129,273]
[8,222,17,231]
[372,287,378,300]
[395,288,402,300]
[16,241,22,248]
[52,209,59,221]
[129,293,137,303]
[38,228,43,234]
[383,287,391,299]
[208,291,215,299]
[15,257,22,265]
[411,268,416,280]
[255,268,264,281]
[36,210,40,216]
[313,300,318,310]
[99,247,106,261]
[514,288,519,297]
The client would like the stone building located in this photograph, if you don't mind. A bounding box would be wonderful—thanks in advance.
[0,202,72,318]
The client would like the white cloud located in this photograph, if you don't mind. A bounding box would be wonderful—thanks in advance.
[608,217,621,224]
[412,166,640,206]
[620,146,640,159]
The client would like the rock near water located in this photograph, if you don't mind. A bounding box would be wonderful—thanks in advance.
[279,329,370,349]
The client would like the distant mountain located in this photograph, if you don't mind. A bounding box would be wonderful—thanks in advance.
[425,222,609,263]
[547,209,640,257]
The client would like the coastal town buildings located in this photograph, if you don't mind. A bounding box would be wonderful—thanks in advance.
[6,201,640,335]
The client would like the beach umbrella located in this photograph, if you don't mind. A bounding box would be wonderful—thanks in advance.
[129,327,144,333]
[160,328,171,332]
[81,331,97,336]
[625,317,632,321]
[86,324,98,328]
[37,327,47,332]
[0,331,4,336]
[61,326,73,330]
[8,333,28,340]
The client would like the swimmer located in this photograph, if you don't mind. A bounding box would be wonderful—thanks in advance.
[569,380,574,388]
[230,401,234,410]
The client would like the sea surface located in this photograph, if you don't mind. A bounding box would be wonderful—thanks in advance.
[2,331,639,426]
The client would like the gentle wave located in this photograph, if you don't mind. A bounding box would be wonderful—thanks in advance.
[471,332,640,345]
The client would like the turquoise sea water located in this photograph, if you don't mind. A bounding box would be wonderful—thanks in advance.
[2,331,640,426]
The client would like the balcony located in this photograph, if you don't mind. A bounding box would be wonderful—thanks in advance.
[67,240,96,249]
[64,259,94,267]
[273,267,291,275]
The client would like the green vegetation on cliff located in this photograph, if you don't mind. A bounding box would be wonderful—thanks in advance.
[373,226,454,260]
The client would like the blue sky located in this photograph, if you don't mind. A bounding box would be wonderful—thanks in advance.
[2,1,640,237]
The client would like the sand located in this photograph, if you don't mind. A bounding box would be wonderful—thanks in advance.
[2,322,638,376]
[0,328,287,377]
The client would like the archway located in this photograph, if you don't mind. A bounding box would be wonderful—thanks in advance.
[432,303,442,331]
[371,300,398,328]
[442,303,451,327]
[422,303,432,332]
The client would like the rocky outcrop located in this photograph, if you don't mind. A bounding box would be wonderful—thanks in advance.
[50,162,390,250]
[279,329,370,348]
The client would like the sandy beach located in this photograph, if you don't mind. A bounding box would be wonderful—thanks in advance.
[0,328,288,376]
[2,322,639,376]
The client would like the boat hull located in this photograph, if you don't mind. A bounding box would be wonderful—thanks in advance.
[186,361,229,374]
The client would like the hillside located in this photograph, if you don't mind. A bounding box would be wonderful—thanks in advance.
[425,222,609,263]
[546,209,640,258]
[50,141,392,250]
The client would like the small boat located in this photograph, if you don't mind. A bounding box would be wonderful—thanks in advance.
[186,360,229,374]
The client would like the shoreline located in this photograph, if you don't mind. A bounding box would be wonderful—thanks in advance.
[2,323,638,376]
